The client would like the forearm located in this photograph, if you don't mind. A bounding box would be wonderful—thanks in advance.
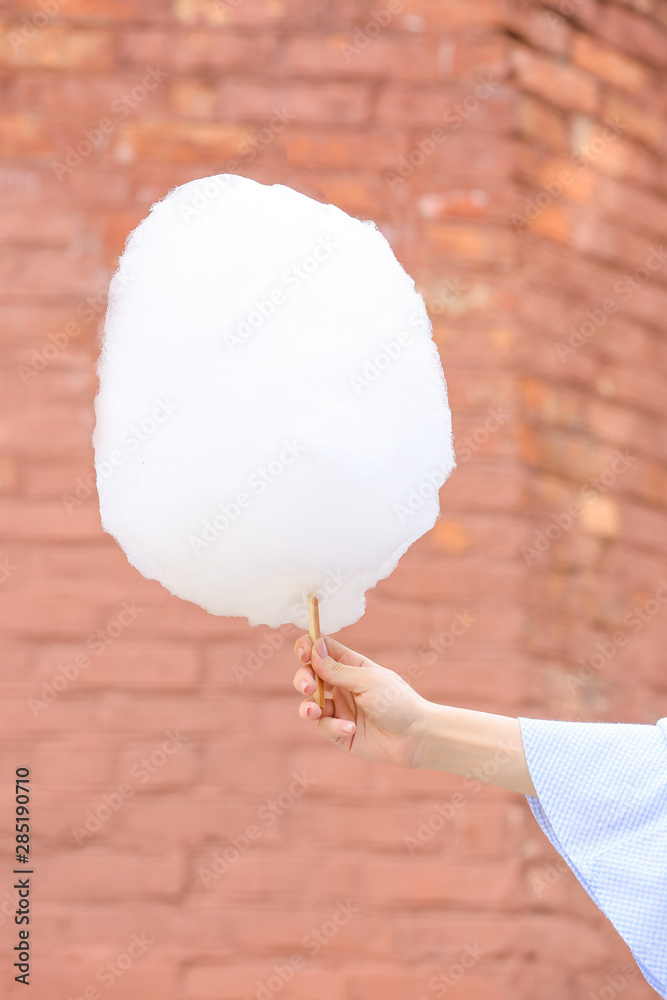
[417,702,537,796]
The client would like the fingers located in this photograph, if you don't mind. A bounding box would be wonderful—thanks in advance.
[292,663,316,696]
[293,633,370,669]
[297,694,334,721]
[317,715,357,744]
[297,695,357,744]
[310,638,374,695]
[294,636,313,664]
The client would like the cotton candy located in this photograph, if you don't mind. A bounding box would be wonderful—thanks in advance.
[93,174,455,634]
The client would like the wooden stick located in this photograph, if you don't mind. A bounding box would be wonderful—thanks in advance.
[307,593,325,710]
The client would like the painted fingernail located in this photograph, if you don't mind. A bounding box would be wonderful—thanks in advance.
[299,680,309,693]
[315,638,327,658]
[340,721,355,734]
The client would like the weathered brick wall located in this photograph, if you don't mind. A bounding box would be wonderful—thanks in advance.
[0,1,665,997]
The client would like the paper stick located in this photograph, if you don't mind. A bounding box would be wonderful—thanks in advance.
[307,593,325,710]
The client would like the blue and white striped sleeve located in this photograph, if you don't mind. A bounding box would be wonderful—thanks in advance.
[518,716,667,999]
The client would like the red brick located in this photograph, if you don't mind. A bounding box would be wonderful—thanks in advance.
[35,958,177,1000]
[31,739,117,787]
[517,95,569,149]
[349,971,516,1000]
[4,404,93,458]
[119,27,275,71]
[283,128,405,168]
[582,1,667,68]
[284,34,508,82]
[0,593,101,634]
[0,500,102,540]
[379,554,522,601]
[170,78,217,120]
[182,963,345,1000]
[11,0,174,20]
[314,174,387,216]
[387,0,508,30]
[116,736,198,789]
[594,173,667,240]
[0,247,110,296]
[0,206,80,246]
[423,223,516,267]
[572,32,649,91]
[602,91,666,152]
[216,79,372,125]
[39,849,185,898]
[197,0,313,27]
[115,794,285,846]
[377,85,511,129]
[511,46,599,114]
[506,2,573,55]
[33,640,201,691]
[114,119,256,163]
[0,24,114,69]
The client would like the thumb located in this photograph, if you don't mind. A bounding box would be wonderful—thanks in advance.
[311,638,373,695]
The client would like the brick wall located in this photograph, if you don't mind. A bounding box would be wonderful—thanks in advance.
[1,0,666,997]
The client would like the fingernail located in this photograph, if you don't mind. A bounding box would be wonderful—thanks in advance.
[299,680,309,694]
[340,721,355,734]
[315,638,327,658]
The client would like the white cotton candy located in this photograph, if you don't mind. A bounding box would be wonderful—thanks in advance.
[94,174,455,634]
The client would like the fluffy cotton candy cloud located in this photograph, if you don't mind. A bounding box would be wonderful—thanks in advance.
[94,174,455,633]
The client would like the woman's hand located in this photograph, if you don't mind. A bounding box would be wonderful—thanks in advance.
[292,634,537,795]
[292,634,433,769]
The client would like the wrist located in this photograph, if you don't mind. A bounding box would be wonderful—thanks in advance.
[411,700,454,770]
[412,700,536,795]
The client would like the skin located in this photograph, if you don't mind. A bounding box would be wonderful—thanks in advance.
[293,634,537,797]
